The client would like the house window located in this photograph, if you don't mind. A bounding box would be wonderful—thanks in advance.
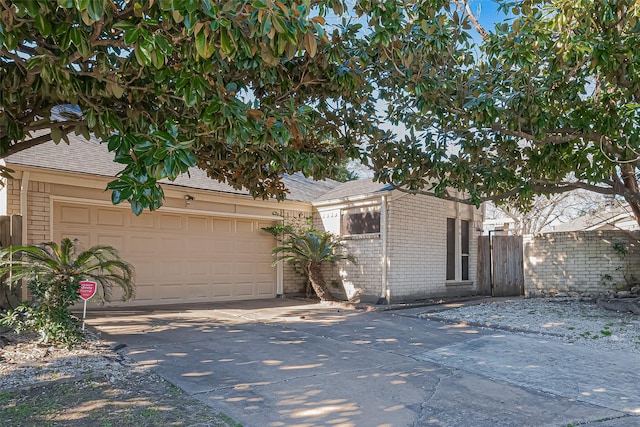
[341,206,381,236]
[446,218,471,281]
[461,219,470,280]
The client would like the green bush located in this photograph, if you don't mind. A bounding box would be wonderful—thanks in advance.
[0,238,135,347]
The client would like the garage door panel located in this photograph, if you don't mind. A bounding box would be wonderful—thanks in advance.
[58,205,90,224]
[53,202,277,306]
[134,284,156,301]
[159,236,184,256]
[158,284,183,300]
[257,282,275,295]
[130,235,156,253]
[97,208,125,226]
[213,283,233,297]
[212,219,233,233]
[234,282,255,297]
[186,216,209,233]
[128,213,154,228]
[159,261,183,280]
[186,284,209,300]
[236,220,253,233]
[96,234,124,249]
[187,261,210,277]
[158,214,183,230]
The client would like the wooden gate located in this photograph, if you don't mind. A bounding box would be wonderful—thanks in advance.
[477,235,524,297]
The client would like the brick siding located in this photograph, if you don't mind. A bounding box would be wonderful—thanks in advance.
[524,231,640,296]
[6,179,50,244]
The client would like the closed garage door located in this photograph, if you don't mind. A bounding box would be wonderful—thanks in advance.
[53,201,277,305]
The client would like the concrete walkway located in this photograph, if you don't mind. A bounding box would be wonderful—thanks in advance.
[90,299,640,427]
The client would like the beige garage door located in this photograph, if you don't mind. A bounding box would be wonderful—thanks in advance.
[53,201,277,305]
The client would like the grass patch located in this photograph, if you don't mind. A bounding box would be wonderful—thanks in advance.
[0,376,238,427]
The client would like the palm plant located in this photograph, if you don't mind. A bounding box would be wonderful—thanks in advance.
[0,238,135,346]
[272,231,355,301]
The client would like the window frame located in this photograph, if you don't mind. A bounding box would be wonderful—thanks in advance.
[446,217,471,282]
[340,205,381,238]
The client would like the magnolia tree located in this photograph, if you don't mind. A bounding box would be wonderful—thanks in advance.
[0,0,376,214]
[2,0,640,224]
[368,0,640,225]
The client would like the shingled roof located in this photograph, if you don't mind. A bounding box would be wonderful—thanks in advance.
[3,133,347,203]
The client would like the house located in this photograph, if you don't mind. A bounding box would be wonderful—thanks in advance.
[1,135,484,305]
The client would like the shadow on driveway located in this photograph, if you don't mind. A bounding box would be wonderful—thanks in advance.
[89,298,639,427]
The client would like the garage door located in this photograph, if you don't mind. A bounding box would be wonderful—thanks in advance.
[53,201,277,305]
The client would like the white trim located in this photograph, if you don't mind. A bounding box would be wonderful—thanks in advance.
[49,195,281,221]
[381,195,389,303]
[276,261,284,296]
[20,171,29,300]
[312,192,390,208]
[6,164,312,211]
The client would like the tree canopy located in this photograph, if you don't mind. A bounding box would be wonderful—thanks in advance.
[0,0,375,214]
[2,0,640,222]
[369,0,640,224]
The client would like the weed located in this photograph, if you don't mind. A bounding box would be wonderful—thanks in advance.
[600,330,612,337]
[218,412,244,427]
[0,391,13,404]
[567,327,575,330]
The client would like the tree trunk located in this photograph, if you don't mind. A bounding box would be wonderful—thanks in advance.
[596,297,640,315]
[306,262,336,302]
[620,166,640,226]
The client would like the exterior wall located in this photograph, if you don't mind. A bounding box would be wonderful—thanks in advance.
[386,194,480,302]
[7,178,50,244]
[6,169,312,297]
[280,209,313,294]
[313,193,482,303]
[524,231,640,297]
[315,205,383,302]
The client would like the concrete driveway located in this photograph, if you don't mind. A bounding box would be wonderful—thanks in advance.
[90,299,640,427]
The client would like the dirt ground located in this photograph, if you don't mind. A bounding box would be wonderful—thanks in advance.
[0,329,239,427]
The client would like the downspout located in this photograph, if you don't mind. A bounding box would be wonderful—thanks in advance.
[276,208,284,297]
[380,195,389,304]
[20,171,30,300]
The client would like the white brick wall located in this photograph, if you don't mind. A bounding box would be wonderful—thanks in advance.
[309,194,482,303]
[386,194,479,302]
[524,231,640,296]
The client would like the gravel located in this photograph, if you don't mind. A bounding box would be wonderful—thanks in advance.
[420,298,640,353]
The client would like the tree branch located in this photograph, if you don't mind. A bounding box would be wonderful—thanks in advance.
[452,0,488,41]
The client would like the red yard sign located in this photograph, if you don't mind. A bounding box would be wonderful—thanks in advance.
[78,281,97,300]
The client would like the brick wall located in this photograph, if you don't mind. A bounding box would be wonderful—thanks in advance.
[5,178,51,244]
[386,195,479,302]
[524,231,640,297]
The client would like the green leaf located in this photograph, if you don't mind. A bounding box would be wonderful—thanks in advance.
[34,14,52,36]
[87,0,105,21]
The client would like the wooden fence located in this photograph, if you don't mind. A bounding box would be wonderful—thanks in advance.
[0,215,23,308]
[478,235,524,297]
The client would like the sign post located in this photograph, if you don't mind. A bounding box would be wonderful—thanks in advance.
[78,280,97,331]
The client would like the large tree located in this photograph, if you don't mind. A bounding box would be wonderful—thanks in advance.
[368,0,640,225]
[3,0,640,224]
[0,0,377,214]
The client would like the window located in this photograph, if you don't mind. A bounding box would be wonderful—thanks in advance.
[461,219,470,280]
[446,218,471,281]
[341,206,381,236]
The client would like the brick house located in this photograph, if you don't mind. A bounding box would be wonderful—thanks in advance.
[1,136,483,305]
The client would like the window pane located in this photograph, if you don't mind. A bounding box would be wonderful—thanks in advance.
[446,218,455,280]
[461,220,469,255]
[462,255,469,281]
[342,208,381,235]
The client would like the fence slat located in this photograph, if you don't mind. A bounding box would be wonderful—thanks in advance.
[477,236,492,295]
